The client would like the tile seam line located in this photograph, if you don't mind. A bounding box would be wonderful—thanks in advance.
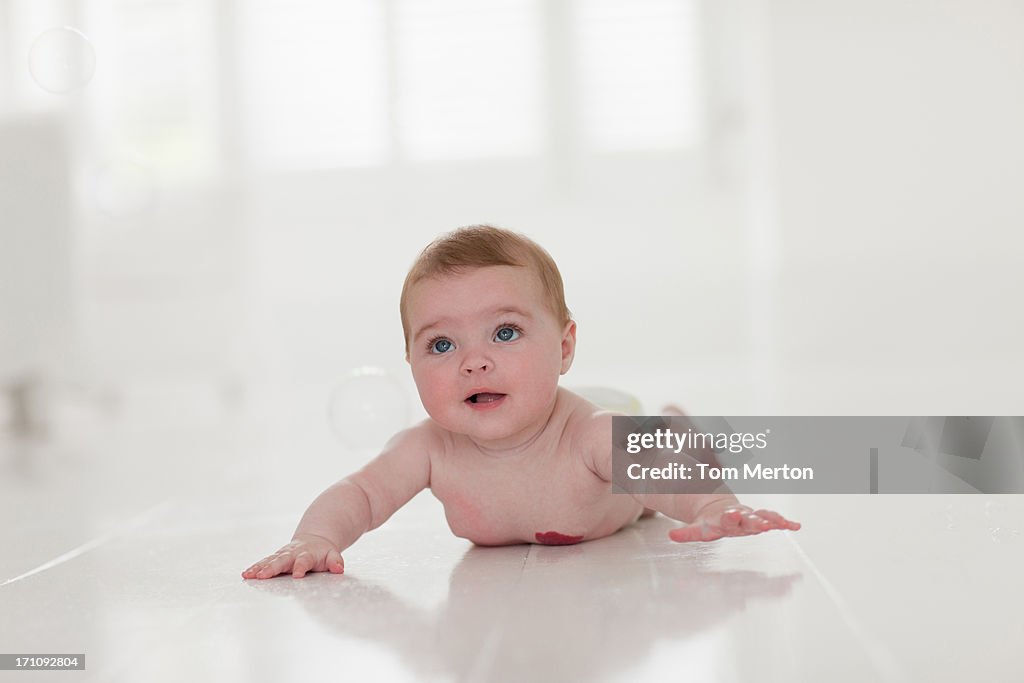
[0,500,174,588]
[783,532,908,683]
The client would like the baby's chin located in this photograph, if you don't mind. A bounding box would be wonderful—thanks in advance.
[425,401,520,436]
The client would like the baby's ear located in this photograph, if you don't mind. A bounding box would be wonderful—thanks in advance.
[559,320,577,375]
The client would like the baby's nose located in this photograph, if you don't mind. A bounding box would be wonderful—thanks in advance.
[464,360,491,376]
[461,357,491,374]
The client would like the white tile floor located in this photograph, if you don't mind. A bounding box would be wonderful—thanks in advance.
[1,393,1023,683]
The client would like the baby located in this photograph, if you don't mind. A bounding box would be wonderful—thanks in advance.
[243,226,800,580]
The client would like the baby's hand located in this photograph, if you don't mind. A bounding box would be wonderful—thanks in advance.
[668,502,801,543]
[241,533,345,579]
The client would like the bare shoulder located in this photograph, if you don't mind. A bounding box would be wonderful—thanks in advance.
[354,418,448,489]
[384,417,449,455]
[561,388,625,481]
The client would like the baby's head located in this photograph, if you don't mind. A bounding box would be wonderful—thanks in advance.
[400,225,576,443]
[400,225,572,354]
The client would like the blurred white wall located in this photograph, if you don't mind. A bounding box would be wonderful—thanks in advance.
[1,0,1021,436]
[0,115,72,383]
[764,0,1024,412]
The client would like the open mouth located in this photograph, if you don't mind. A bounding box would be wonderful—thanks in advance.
[466,392,507,405]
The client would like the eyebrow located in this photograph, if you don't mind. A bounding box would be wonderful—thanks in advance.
[413,307,533,343]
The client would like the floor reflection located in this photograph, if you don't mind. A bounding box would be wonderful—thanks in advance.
[246,516,802,681]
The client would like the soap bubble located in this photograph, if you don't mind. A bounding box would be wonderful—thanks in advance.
[328,367,410,449]
[29,26,96,94]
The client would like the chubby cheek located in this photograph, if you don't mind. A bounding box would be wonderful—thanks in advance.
[516,352,562,396]
[410,364,455,420]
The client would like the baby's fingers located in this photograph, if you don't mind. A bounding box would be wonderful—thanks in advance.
[241,556,272,579]
[292,547,345,577]
[720,509,767,535]
[326,548,345,574]
[754,509,801,531]
[243,548,297,580]
[257,554,295,579]
[291,551,317,578]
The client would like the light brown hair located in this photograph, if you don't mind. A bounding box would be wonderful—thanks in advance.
[400,225,572,354]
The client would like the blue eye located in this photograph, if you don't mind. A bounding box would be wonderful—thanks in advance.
[495,326,521,342]
[429,338,453,354]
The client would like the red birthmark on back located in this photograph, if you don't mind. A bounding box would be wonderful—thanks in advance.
[535,531,584,545]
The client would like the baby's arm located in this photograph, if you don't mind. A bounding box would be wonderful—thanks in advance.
[582,414,800,543]
[242,422,436,579]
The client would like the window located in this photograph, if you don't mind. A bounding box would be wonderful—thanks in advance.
[572,0,699,151]
[394,0,544,162]
[237,0,390,170]
[82,0,221,183]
